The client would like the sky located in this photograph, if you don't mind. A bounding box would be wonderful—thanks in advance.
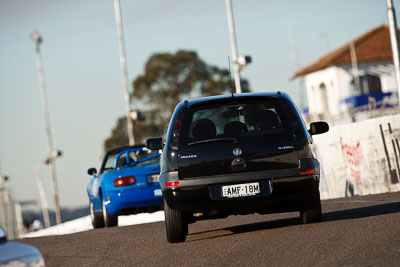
[0,0,396,211]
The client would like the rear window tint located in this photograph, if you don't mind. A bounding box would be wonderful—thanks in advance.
[179,99,295,145]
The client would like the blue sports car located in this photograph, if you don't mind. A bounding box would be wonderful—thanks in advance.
[86,145,163,228]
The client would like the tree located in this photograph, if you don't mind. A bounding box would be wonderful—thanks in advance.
[104,50,250,151]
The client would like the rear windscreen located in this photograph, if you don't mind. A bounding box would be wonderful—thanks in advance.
[179,99,295,146]
[102,149,160,172]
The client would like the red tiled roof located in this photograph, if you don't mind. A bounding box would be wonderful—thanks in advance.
[294,25,397,77]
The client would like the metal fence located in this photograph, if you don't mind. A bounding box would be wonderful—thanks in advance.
[303,104,400,127]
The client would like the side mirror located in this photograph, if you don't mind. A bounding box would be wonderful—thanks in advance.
[0,227,7,244]
[87,168,97,176]
[308,121,329,135]
[146,137,163,150]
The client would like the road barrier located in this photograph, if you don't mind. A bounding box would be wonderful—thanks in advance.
[313,114,400,199]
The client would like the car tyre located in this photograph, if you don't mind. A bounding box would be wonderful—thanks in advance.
[102,197,118,227]
[300,190,322,224]
[90,201,104,228]
[164,198,187,243]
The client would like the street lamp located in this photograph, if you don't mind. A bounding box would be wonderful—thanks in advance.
[386,0,400,106]
[237,56,252,71]
[225,0,252,94]
[43,149,62,165]
[31,31,62,225]
[114,0,135,145]
[0,163,12,238]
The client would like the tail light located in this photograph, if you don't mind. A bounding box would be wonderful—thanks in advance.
[299,144,313,159]
[114,176,136,187]
[166,181,180,188]
[169,110,185,150]
[300,169,315,175]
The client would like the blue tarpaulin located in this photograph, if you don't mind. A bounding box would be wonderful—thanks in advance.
[342,92,398,109]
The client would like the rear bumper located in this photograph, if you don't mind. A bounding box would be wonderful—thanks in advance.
[104,185,163,215]
[161,159,320,213]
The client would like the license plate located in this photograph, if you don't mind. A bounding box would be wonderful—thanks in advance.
[147,174,160,183]
[222,182,260,198]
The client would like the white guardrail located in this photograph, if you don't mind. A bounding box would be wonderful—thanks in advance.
[313,114,400,199]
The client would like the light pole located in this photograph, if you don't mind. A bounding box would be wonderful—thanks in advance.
[225,0,252,94]
[35,167,51,228]
[386,0,400,106]
[0,168,9,234]
[31,32,62,225]
[114,0,135,145]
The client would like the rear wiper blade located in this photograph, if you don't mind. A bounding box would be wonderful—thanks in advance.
[188,137,238,146]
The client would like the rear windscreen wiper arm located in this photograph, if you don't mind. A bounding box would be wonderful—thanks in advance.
[188,137,239,146]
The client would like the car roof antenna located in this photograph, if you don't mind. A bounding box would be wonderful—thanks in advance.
[228,56,235,98]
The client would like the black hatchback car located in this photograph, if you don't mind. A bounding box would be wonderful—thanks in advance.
[147,92,329,243]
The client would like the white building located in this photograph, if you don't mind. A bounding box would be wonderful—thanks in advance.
[295,25,399,121]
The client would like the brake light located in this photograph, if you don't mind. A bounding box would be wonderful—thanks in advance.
[299,144,313,159]
[300,169,315,175]
[113,176,136,187]
[170,110,185,149]
[173,117,183,136]
[166,181,180,188]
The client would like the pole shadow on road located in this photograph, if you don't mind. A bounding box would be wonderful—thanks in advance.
[186,201,400,242]
[322,201,400,222]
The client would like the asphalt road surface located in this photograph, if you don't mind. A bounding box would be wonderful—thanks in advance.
[22,192,400,266]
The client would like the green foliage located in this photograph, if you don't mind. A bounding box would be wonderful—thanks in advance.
[104,50,250,152]
[104,117,126,151]
[104,117,165,151]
